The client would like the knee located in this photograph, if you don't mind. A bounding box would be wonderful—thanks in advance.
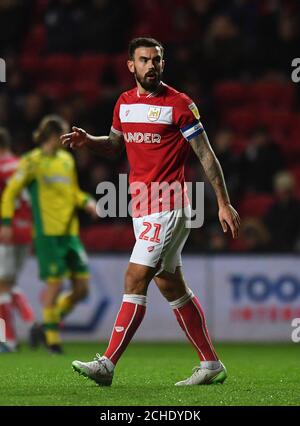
[79,282,89,299]
[44,282,62,306]
[124,269,148,295]
[160,282,180,300]
[73,280,89,301]
[158,279,187,302]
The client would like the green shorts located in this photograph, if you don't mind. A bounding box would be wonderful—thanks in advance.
[33,235,89,283]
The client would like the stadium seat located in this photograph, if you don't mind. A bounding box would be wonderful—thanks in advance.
[224,108,257,134]
[249,82,295,108]
[258,109,293,133]
[71,80,101,106]
[20,55,42,76]
[214,81,248,107]
[111,53,133,88]
[76,54,110,81]
[80,224,135,251]
[290,137,300,159]
[238,193,274,218]
[22,25,46,54]
[37,82,71,100]
[278,145,300,168]
[290,117,300,141]
[43,54,76,81]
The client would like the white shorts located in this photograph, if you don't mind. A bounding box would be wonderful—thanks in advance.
[0,244,29,281]
[130,205,191,275]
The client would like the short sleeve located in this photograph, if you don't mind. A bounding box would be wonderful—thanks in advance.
[111,96,123,136]
[173,93,204,141]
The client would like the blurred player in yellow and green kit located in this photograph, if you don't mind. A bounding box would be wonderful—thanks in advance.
[0,115,97,353]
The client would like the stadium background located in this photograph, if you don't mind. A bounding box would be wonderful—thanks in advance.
[1,0,300,344]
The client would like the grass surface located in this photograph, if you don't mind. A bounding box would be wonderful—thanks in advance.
[0,342,299,406]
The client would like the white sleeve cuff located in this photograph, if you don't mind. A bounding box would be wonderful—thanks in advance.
[111,126,122,136]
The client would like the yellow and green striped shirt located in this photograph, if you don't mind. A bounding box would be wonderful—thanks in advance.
[1,148,91,236]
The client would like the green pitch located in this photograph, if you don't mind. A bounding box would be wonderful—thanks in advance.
[0,342,299,406]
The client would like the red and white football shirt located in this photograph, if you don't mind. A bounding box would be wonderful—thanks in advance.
[0,153,32,244]
[111,82,203,217]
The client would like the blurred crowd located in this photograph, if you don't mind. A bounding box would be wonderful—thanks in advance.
[1,0,300,252]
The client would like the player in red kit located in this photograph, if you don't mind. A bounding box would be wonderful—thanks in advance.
[61,38,240,386]
[0,128,35,353]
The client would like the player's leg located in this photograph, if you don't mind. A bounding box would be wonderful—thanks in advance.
[103,210,170,367]
[155,267,226,385]
[155,266,219,362]
[5,245,40,349]
[72,209,188,384]
[102,262,154,363]
[0,280,16,352]
[0,245,17,352]
[34,235,64,353]
[11,245,35,324]
[11,287,35,323]
[72,211,165,384]
[57,276,89,318]
[43,279,63,353]
[56,236,89,318]
[72,262,156,385]
[153,206,226,385]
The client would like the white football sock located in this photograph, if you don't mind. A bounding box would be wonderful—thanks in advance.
[201,361,221,370]
[102,356,115,372]
[169,288,194,309]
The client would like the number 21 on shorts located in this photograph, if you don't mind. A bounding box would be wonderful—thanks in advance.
[139,222,162,243]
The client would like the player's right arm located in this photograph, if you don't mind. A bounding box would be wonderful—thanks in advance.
[0,156,34,242]
[61,127,124,158]
[61,95,124,158]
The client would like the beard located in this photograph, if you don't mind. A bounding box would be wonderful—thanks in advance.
[135,68,162,92]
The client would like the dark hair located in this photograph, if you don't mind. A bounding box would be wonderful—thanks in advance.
[0,127,11,149]
[33,115,69,144]
[128,37,164,60]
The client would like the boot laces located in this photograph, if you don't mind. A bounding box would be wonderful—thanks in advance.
[94,353,109,374]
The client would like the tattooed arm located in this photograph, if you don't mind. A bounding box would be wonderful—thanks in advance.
[61,127,124,159]
[190,131,240,238]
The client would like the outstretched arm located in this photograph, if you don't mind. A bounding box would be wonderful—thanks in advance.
[61,127,124,158]
[190,131,240,238]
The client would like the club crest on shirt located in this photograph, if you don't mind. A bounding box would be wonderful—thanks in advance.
[147,106,161,122]
[188,103,200,120]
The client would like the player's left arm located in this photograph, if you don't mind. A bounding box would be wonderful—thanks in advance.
[190,131,241,239]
